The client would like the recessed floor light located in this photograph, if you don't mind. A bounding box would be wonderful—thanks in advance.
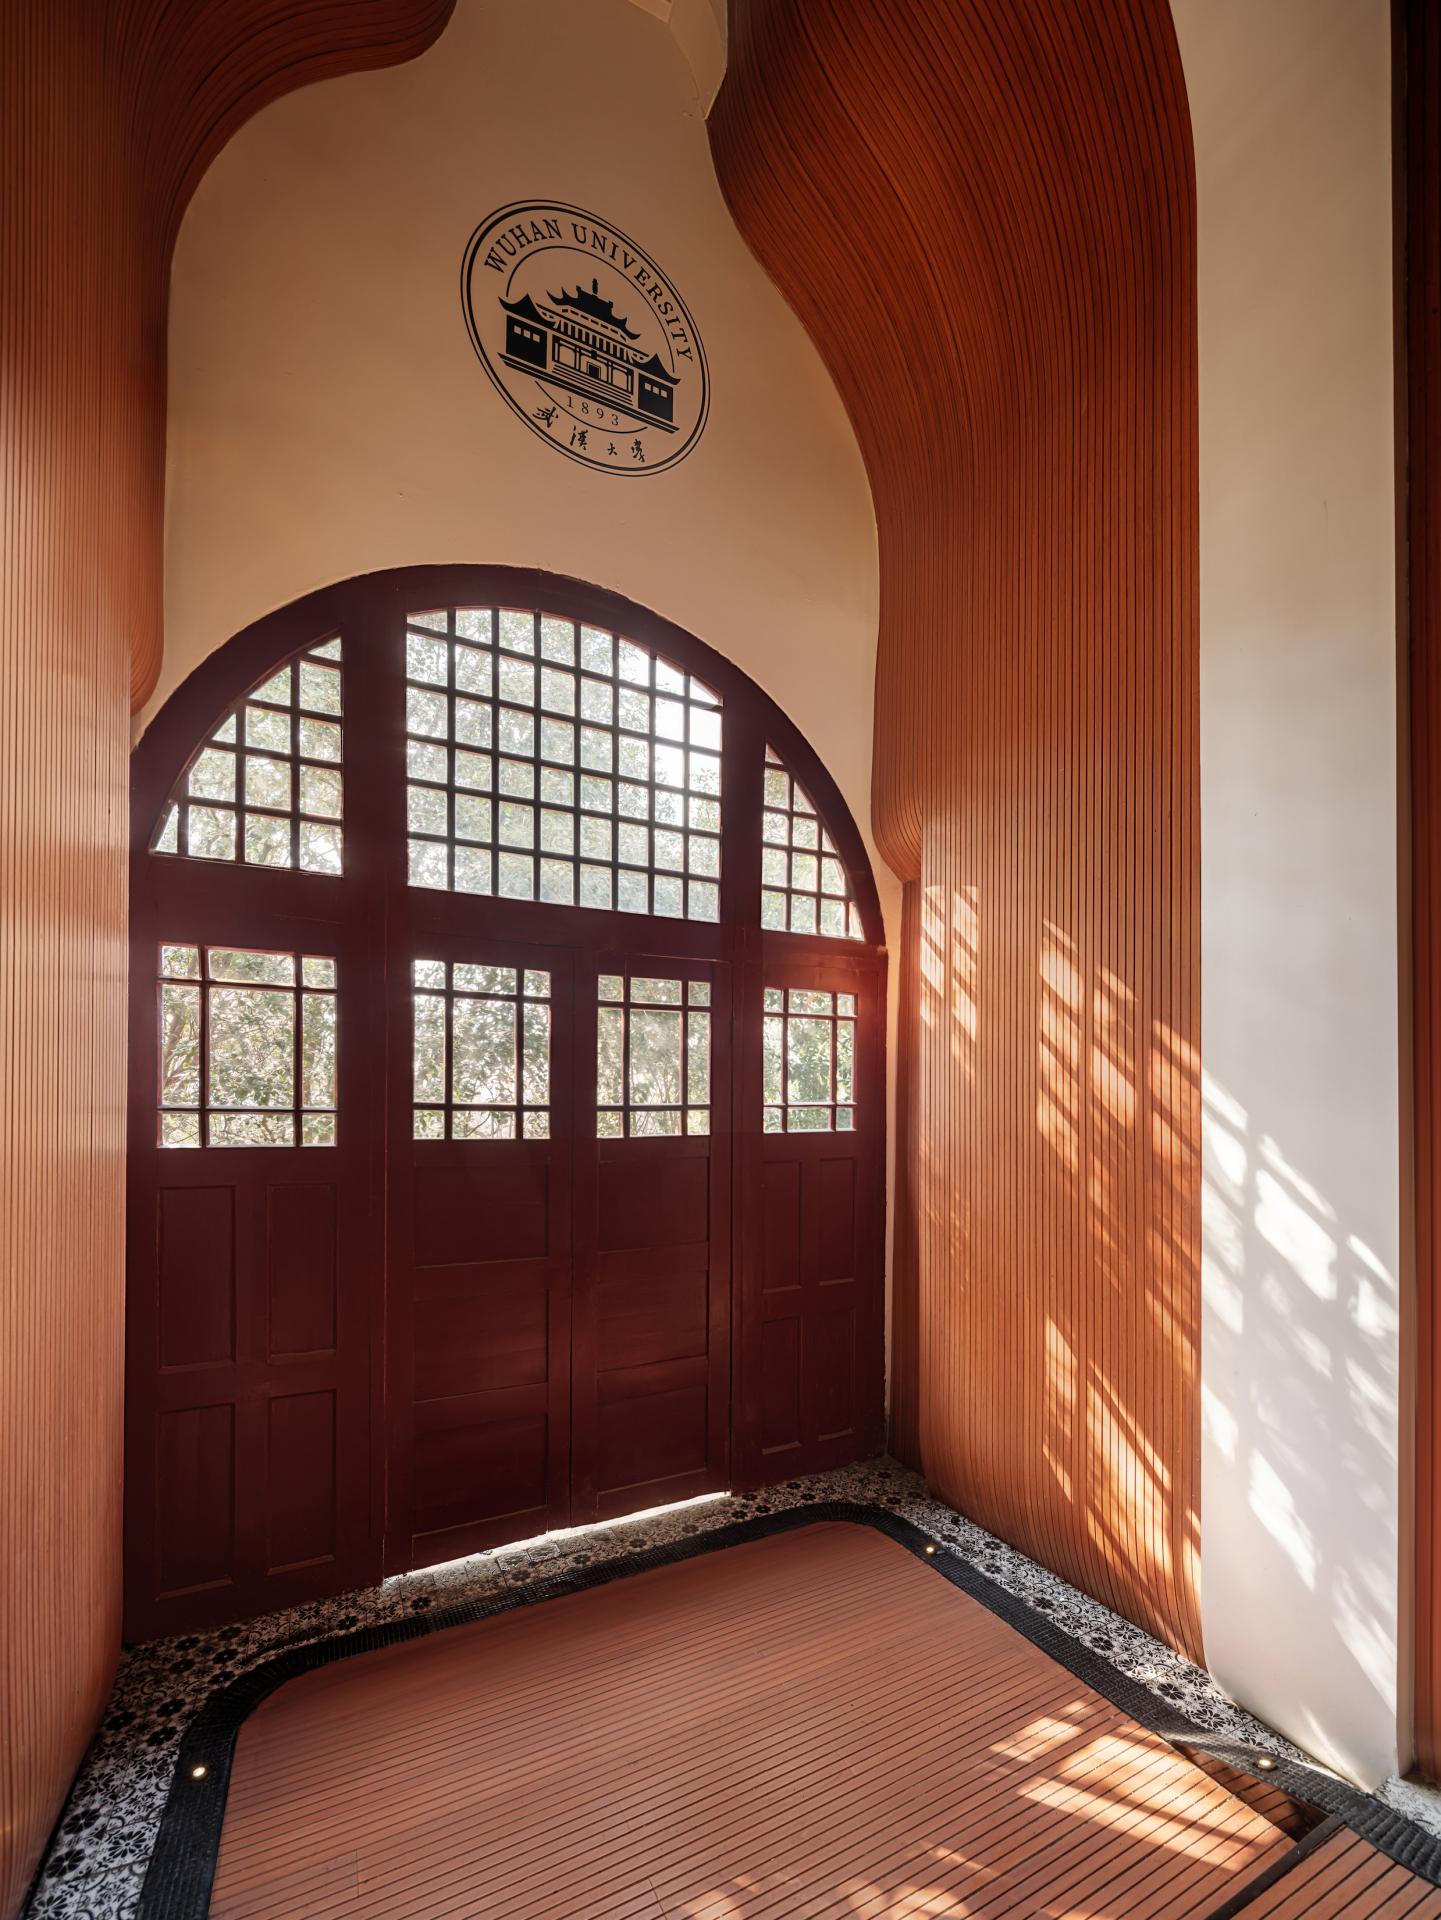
[191,1765,207,1781]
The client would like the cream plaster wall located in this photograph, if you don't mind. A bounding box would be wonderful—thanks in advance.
[1173,0,1404,1786]
[154,0,890,955]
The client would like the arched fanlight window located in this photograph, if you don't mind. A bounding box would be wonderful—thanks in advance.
[761,746,864,939]
[153,637,345,872]
[401,606,722,918]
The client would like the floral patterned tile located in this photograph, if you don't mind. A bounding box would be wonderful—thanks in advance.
[12,1455,1388,1914]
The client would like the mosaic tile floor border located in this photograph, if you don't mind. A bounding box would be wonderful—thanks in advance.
[19,1456,1431,1917]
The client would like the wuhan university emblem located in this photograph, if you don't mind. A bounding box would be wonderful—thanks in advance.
[461,201,709,477]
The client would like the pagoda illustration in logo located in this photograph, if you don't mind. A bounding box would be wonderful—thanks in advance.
[499,277,679,432]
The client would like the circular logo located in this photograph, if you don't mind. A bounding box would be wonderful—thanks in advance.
[461,201,709,477]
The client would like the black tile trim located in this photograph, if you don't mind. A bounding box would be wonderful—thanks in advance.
[135,1502,1441,1917]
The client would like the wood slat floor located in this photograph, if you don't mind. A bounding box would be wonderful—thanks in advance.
[210,1522,1316,1917]
[1232,1826,1441,1917]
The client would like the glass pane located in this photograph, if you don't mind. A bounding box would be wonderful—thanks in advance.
[787,1017,833,1105]
[452,995,516,1105]
[836,1019,855,1104]
[631,977,682,1006]
[161,945,200,979]
[302,993,337,1110]
[299,822,343,874]
[300,717,342,763]
[409,839,448,889]
[597,1006,625,1106]
[302,956,336,988]
[413,1108,444,1141]
[499,609,535,651]
[303,1112,337,1146]
[246,705,290,753]
[598,974,624,1001]
[541,617,576,663]
[629,1009,682,1106]
[161,1111,201,1148]
[299,765,343,819]
[208,988,293,1109]
[244,812,291,867]
[453,964,515,994]
[789,1105,832,1132]
[159,984,201,1106]
[454,1107,516,1140]
[188,747,236,801]
[631,1108,681,1138]
[407,632,449,684]
[522,1003,550,1106]
[298,661,341,714]
[413,992,446,1104]
[253,667,291,704]
[686,1012,710,1105]
[208,948,294,985]
[210,1110,294,1145]
[187,805,237,860]
[454,845,492,894]
[763,1015,784,1104]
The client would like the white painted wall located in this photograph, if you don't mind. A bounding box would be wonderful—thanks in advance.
[154,0,891,955]
[1174,0,1403,1785]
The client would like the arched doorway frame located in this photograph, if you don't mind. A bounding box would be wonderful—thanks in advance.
[126,564,887,1638]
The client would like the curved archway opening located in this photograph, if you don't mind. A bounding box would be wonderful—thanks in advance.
[125,565,887,1638]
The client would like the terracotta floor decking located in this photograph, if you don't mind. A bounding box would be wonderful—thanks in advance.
[1232,1825,1441,1917]
[209,1522,1300,1918]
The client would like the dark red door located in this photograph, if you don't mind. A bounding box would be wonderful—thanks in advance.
[735,949,885,1481]
[572,954,732,1521]
[386,936,575,1570]
[124,893,381,1639]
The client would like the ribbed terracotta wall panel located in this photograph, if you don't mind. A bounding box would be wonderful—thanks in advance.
[0,8,450,1911]
[711,0,1202,1658]
[1409,0,1441,1785]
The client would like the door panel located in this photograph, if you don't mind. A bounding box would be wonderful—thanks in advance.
[572,956,731,1522]
[737,953,885,1482]
[387,940,573,1570]
[125,912,379,1640]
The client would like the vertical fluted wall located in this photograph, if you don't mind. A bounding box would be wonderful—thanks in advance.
[711,0,1202,1657]
[0,7,450,1909]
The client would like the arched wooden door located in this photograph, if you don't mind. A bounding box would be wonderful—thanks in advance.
[126,568,885,1638]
